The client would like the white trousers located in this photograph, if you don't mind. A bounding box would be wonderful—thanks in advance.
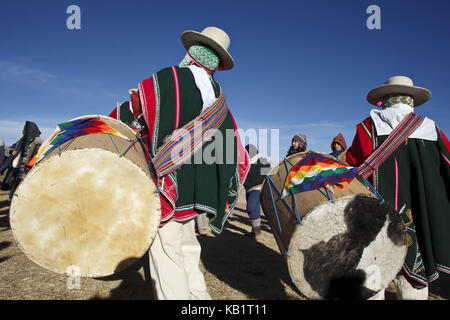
[392,274,429,300]
[369,274,429,300]
[149,218,212,300]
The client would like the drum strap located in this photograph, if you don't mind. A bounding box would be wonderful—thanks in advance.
[358,112,424,179]
[151,91,228,177]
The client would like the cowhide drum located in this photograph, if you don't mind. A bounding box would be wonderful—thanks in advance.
[9,115,161,278]
[260,152,407,300]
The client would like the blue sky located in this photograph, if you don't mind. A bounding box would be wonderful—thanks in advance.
[1,0,450,163]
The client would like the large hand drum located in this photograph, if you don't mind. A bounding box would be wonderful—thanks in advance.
[9,115,161,278]
[261,152,407,299]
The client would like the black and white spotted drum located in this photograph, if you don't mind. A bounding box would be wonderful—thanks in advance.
[260,152,407,300]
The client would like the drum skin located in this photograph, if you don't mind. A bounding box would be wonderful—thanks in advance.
[260,152,407,299]
[9,115,161,278]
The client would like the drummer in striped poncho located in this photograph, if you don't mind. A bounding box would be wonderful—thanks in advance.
[346,76,450,300]
[109,27,250,300]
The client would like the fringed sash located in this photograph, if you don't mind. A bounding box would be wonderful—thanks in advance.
[151,91,228,177]
[358,112,425,179]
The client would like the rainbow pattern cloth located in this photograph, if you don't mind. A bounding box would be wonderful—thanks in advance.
[282,152,358,197]
[27,117,130,169]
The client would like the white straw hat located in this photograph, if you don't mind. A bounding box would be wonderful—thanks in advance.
[367,76,431,107]
[181,26,234,70]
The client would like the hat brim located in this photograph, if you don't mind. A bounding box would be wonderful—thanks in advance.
[367,84,431,107]
[181,30,235,71]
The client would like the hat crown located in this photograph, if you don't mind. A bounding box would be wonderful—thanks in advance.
[198,27,230,51]
[384,76,414,87]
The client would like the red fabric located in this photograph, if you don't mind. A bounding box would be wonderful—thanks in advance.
[138,75,179,222]
[346,117,374,166]
[129,89,142,119]
[346,117,375,185]
[441,131,450,152]
[139,77,157,149]
[109,107,118,119]
[229,110,250,184]
[172,208,197,222]
[157,175,178,222]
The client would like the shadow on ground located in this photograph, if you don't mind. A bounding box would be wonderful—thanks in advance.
[90,252,155,300]
[198,214,304,300]
[0,199,10,230]
[0,240,11,264]
[227,210,272,235]
[0,197,11,264]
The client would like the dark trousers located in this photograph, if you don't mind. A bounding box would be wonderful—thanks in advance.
[245,190,261,222]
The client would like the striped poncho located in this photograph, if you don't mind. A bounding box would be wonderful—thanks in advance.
[111,66,249,234]
[346,115,450,288]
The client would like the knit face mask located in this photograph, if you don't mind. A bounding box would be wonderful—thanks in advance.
[179,44,220,73]
[381,94,415,109]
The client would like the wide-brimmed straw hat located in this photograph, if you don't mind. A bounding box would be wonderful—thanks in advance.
[367,76,431,107]
[181,26,234,70]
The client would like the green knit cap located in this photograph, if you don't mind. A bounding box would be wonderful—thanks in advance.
[179,44,220,71]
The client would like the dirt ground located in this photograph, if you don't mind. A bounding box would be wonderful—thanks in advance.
[0,179,448,300]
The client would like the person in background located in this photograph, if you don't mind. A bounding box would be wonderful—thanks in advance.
[286,133,308,157]
[329,133,347,159]
[195,212,210,236]
[0,140,5,169]
[0,142,17,189]
[7,121,42,199]
[244,144,271,238]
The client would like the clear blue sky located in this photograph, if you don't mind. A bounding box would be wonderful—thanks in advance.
[1,0,449,163]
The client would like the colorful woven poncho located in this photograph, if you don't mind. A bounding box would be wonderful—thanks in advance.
[27,117,130,169]
[282,152,358,197]
[137,66,249,233]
